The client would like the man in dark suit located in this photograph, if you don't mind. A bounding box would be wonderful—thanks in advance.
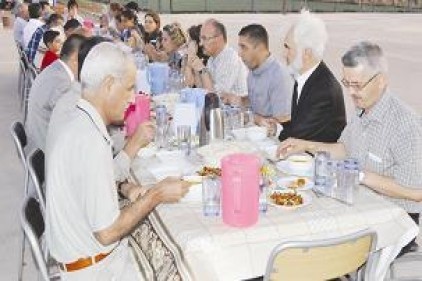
[274,10,346,143]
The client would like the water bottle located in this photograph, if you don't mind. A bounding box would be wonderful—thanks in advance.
[314,151,330,185]
[258,177,267,213]
[346,158,360,194]
[343,160,355,204]
[336,160,345,195]
[326,160,337,191]
[314,177,327,196]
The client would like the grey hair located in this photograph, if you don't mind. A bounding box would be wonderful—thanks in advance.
[80,42,134,91]
[292,9,327,60]
[341,41,388,74]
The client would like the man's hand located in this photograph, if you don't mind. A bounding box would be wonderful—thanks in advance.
[124,121,155,159]
[277,138,312,159]
[190,56,205,72]
[119,182,146,202]
[255,115,279,136]
[220,93,242,106]
[155,177,191,203]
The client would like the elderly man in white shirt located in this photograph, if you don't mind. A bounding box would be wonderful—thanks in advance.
[46,42,190,280]
[13,2,29,47]
[189,18,248,105]
[23,3,44,49]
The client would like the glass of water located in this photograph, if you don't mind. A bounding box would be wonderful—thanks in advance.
[202,177,221,216]
[177,125,191,156]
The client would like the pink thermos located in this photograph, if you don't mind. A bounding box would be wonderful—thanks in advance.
[221,153,260,227]
[125,94,150,136]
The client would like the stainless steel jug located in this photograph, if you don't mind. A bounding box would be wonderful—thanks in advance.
[199,92,224,146]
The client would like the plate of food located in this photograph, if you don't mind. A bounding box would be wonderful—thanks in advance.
[268,190,312,209]
[276,176,314,191]
[196,166,222,177]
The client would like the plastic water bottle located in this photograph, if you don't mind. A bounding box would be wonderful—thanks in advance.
[344,160,355,204]
[259,178,267,213]
[326,160,337,191]
[314,151,330,185]
[336,161,345,194]
[345,158,360,194]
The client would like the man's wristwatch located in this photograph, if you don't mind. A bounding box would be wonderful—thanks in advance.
[358,171,366,184]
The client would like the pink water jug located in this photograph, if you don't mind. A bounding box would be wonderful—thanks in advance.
[125,94,151,136]
[221,153,260,228]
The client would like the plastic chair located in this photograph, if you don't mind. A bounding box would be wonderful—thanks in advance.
[21,196,60,281]
[11,121,28,281]
[27,149,46,216]
[264,229,377,281]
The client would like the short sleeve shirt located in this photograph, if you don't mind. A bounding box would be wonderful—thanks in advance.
[247,55,292,117]
[46,99,120,263]
[339,91,422,213]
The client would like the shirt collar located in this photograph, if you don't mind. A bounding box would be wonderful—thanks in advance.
[58,59,75,82]
[296,61,320,87]
[361,89,392,124]
[213,45,229,60]
[76,99,113,146]
[251,54,275,75]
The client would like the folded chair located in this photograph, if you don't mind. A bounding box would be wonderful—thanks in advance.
[27,148,46,216]
[21,196,60,281]
[11,121,29,281]
[264,229,377,281]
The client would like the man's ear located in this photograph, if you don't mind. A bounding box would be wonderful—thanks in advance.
[101,75,115,94]
[303,48,313,63]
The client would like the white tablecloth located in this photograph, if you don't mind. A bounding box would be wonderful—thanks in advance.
[130,153,419,281]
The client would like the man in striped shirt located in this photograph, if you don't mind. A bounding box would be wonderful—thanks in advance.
[189,18,248,105]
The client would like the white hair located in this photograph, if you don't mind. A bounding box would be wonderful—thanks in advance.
[80,42,134,91]
[293,9,328,60]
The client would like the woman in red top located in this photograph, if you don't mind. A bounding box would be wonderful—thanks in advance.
[41,30,62,71]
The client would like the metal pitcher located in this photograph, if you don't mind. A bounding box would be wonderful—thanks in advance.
[199,92,224,146]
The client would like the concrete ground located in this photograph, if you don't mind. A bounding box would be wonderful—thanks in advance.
[0,12,421,280]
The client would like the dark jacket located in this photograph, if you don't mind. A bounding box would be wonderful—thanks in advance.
[279,61,346,143]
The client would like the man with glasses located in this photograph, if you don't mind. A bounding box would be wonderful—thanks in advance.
[268,10,346,143]
[189,18,248,105]
[277,41,422,255]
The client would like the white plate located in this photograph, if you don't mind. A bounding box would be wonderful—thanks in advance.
[276,176,314,191]
[276,160,313,177]
[268,190,312,210]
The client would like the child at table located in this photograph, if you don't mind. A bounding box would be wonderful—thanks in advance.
[40,30,62,71]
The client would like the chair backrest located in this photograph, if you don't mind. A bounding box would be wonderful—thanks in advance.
[21,196,50,281]
[28,149,46,215]
[264,229,377,281]
[10,121,27,168]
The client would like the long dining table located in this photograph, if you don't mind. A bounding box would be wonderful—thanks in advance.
[127,147,419,281]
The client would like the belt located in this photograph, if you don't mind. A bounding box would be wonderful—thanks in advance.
[59,251,111,272]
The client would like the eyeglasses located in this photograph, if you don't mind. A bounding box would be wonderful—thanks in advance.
[341,73,380,92]
[200,34,219,43]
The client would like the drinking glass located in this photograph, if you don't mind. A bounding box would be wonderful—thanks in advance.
[177,125,191,156]
[202,177,221,216]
